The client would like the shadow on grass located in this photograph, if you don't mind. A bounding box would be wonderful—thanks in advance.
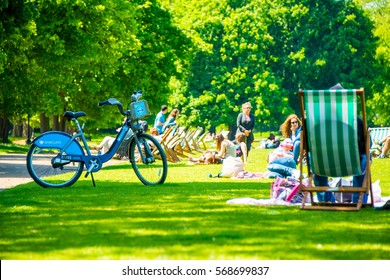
[101,160,213,171]
[0,143,29,154]
[1,177,389,260]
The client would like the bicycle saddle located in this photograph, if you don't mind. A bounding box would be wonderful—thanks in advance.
[64,111,86,121]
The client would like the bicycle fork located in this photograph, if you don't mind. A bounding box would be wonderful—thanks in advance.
[132,134,154,164]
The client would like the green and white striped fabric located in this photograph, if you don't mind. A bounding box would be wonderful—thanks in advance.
[304,89,362,177]
[370,127,390,147]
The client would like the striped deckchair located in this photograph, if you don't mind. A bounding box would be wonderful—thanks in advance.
[369,127,390,157]
[370,127,390,146]
[298,88,372,211]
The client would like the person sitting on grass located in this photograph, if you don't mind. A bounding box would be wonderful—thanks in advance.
[188,133,235,164]
[266,139,300,179]
[235,132,248,163]
[259,133,281,149]
[280,114,302,164]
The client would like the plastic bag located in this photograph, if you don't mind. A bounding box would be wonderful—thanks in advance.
[372,180,381,203]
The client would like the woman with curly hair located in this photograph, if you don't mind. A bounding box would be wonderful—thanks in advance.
[279,114,302,163]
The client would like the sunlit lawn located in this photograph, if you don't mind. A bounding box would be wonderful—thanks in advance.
[0,140,389,260]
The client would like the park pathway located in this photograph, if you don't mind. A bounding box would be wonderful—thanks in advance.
[0,153,123,191]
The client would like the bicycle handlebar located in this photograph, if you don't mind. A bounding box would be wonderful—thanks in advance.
[98,90,143,116]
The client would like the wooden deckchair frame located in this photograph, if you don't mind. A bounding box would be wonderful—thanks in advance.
[298,88,373,211]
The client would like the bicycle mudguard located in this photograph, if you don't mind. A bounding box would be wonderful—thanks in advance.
[32,131,84,155]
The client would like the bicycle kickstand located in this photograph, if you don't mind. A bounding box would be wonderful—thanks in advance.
[85,163,97,187]
[90,172,96,187]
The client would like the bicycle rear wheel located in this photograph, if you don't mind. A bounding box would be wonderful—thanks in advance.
[129,133,168,185]
[26,144,84,188]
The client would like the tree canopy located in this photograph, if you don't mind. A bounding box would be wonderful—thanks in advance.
[164,0,379,133]
[0,0,192,141]
[1,0,389,142]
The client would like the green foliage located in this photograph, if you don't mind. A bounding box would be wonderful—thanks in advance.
[357,0,390,125]
[166,0,379,132]
[1,0,193,134]
[1,0,389,140]
[31,0,140,120]
[116,0,193,112]
[0,0,39,119]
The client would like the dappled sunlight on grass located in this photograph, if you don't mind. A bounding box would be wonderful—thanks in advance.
[1,147,390,259]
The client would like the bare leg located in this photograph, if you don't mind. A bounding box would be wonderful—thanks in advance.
[97,137,115,154]
[380,138,390,158]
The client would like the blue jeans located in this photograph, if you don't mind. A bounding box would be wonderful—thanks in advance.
[267,157,296,178]
[352,154,368,203]
[293,140,300,164]
[314,175,336,202]
[314,154,369,203]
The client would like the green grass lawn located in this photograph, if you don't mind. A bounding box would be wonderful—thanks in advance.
[0,140,389,260]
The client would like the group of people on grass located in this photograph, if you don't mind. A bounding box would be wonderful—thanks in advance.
[90,84,389,208]
[95,84,388,172]
[185,83,389,206]
[188,102,254,165]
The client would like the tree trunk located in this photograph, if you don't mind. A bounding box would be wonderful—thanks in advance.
[228,123,237,141]
[23,120,33,144]
[0,117,10,143]
[23,121,28,138]
[60,114,67,132]
[13,119,23,137]
[40,113,50,133]
[52,115,60,131]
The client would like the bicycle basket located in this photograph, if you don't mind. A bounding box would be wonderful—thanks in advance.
[130,100,150,120]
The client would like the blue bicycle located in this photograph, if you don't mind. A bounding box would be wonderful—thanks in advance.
[26,91,168,187]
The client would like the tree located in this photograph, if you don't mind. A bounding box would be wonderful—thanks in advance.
[356,0,390,125]
[0,0,39,142]
[115,0,193,113]
[267,0,378,111]
[1,0,193,141]
[163,0,378,134]
[30,0,140,131]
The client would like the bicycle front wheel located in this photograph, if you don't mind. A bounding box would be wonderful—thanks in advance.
[129,133,168,185]
[26,144,84,188]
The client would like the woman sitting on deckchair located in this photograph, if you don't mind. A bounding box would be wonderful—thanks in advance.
[377,134,390,158]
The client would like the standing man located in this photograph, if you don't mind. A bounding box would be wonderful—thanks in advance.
[154,105,168,135]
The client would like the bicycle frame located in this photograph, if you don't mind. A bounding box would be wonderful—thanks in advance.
[31,117,138,175]
[27,91,168,187]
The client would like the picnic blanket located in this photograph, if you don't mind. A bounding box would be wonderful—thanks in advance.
[226,196,390,207]
[226,197,299,206]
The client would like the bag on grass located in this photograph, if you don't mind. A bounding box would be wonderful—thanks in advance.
[270,176,306,203]
[220,156,245,178]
